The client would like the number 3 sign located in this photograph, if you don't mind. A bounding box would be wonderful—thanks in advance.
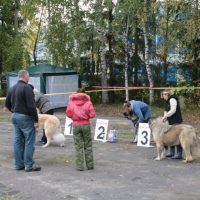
[94,119,109,142]
[137,123,152,147]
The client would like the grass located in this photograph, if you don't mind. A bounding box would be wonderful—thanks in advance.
[0,118,11,122]
[0,196,15,200]
[0,193,21,200]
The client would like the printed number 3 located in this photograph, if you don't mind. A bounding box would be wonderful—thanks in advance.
[97,126,105,139]
[141,131,148,145]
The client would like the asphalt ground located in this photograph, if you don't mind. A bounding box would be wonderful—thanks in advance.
[0,110,200,200]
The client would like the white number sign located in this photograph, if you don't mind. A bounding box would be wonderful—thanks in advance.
[64,117,73,136]
[94,119,109,142]
[137,123,152,147]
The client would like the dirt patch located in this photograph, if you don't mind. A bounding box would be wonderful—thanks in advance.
[0,108,200,200]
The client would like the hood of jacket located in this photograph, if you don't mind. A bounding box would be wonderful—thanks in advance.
[69,93,90,106]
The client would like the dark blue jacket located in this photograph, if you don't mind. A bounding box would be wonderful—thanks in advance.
[130,100,152,127]
[5,80,38,122]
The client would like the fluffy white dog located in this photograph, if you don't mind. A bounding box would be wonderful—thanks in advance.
[38,114,66,147]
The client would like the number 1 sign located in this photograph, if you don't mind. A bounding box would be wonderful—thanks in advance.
[64,117,73,136]
[137,123,152,147]
[94,119,109,142]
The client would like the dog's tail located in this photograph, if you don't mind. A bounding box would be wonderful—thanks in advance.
[52,133,66,147]
[55,124,62,135]
[192,133,200,159]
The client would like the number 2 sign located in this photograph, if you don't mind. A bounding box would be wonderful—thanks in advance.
[137,123,152,147]
[94,119,109,142]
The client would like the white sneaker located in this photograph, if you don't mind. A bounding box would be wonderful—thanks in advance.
[131,135,138,143]
[133,135,138,143]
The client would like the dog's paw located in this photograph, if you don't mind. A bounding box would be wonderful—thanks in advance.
[183,158,194,163]
[154,157,161,161]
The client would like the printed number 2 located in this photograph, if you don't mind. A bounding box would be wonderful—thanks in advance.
[141,131,148,145]
[68,122,73,135]
[97,126,105,139]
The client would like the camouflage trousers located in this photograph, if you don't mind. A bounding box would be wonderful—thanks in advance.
[73,124,94,170]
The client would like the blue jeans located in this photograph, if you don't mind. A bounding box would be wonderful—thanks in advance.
[11,113,36,169]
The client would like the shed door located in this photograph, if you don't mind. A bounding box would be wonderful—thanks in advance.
[45,74,78,108]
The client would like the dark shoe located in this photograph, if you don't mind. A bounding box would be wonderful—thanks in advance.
[171,154,182,159]
[40,140,46,144]
[76,168,84,171]
[165,146,175,157]
[171,145,183,159]
[87,166,94,170]
[25,164,41,172]
[165,153,173,157]
[16,167,25,171]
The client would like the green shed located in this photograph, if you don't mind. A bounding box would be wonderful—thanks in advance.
[6,64,79,108]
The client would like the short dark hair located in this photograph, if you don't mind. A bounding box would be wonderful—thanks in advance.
[77,88,85,93]
[123,100,131,107]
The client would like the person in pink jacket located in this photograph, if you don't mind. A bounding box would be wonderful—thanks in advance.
[66,89,96,171]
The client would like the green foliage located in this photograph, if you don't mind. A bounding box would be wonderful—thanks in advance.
[0,0,31,74]
[0,0,199,104]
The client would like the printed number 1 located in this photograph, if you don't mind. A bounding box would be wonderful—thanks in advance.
[68,122,73,135]
[97,126,105,139]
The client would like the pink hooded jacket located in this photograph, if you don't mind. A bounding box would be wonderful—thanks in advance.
[66,93,96,125]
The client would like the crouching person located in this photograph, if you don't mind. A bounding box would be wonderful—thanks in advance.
[66,89,96,171]
[123,100,152,143]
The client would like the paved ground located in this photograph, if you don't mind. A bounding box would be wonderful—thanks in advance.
[0,110,200,200]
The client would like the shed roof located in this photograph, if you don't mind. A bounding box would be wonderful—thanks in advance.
[6,64,77,76]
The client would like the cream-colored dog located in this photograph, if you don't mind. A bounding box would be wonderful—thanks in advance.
[149,117,197,163]
[38,114,65,147]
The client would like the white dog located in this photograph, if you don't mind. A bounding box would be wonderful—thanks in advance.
[149,117,197,163]
[38,114,65,147]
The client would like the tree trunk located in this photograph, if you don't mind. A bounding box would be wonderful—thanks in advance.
[14,0,20,33]
[33,8,43,65]
[123,15,129,101]
[143,0,154,105]
[97,24,109,104]
[133,19,139,85]
[99,43,109,104]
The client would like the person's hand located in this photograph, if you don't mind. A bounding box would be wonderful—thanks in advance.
[34,123,39,128]
[3,107,8,112]
[162,116,167,122]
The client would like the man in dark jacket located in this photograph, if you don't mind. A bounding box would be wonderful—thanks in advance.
[161,90,183,159]
[5,70,41,172]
